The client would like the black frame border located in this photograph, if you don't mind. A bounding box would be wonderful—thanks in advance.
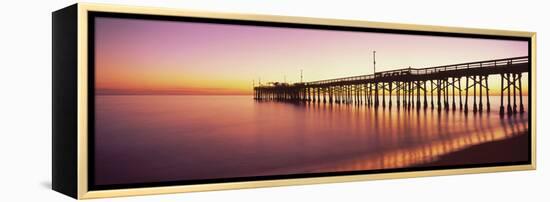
[87,11,533,191]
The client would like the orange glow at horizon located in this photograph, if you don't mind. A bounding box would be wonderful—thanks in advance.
[95,17,529,95]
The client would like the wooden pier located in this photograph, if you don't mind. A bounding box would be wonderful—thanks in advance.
[253,56,529,116]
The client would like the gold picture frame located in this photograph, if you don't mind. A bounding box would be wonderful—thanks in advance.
[52,3,536,199]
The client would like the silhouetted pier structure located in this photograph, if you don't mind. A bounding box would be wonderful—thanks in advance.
[254,56,529,116]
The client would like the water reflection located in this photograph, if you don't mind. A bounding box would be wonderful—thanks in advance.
[254,96,528,172]
[95,95,529,185]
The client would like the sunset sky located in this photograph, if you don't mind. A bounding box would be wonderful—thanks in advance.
[95,17,528,95]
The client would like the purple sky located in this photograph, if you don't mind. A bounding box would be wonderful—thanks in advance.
[95,17,528,94]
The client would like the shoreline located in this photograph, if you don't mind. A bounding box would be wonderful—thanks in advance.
[417,132,530,168]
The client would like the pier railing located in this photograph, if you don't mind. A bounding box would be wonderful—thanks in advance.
[305,56,528,86]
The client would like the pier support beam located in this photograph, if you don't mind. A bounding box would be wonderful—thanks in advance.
[473,76,478,113]
[459,77,463,110]
[375,82,379,107]
[479,75,483,113]
[399,82,402,108]
[416,81,421,110]
[485,75,490,113]
[252,57,528,115]
[431,80,435,110]
[423,81,428,109]
[500,74,505,116]
[452,77,456,111]
[506,73,512,116]
[513,74,518,114]
[406,81,409,109]
[389,82,393,108]
[382,83,386,108]
[323,87,326,103]
[437,80,442,110]
[444,78,449,111]
[407,81,413,109]
[464,76,469,114]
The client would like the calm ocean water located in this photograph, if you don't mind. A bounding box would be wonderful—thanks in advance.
[94,95,529,185]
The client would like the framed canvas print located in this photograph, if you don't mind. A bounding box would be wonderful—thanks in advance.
[52,3,536,199]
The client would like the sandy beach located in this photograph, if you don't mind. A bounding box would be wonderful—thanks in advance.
[418,132,530,167]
